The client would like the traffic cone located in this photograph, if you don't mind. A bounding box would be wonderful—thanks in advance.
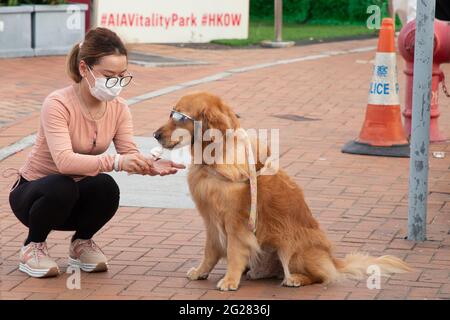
[342,18,410,158]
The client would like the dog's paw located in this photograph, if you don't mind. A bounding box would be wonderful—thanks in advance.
[282,275,303,287]
[187,267,208,280]
[217,277,239,291]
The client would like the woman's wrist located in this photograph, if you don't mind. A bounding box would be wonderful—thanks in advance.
[114,154,121,172]
[119,154,124,171]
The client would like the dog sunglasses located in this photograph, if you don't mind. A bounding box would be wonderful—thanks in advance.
[170,109,195,122]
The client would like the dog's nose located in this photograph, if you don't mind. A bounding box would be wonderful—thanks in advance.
[153,130,162,141]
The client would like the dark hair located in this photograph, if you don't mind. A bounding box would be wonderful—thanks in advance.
[66,27,128,83]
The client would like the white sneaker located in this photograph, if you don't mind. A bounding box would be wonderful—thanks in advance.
[19,242,59,278]
[68,239,108,272]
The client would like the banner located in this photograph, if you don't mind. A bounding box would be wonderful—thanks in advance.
[93,0,249,43]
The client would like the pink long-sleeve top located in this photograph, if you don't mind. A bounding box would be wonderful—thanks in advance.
[18,85,139,182]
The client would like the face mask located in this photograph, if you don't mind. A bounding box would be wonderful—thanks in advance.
[86,66,123,102]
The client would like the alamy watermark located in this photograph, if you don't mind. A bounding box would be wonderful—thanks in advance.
[367,5,382,30]
[165,123,280,175]
[64,262,382,290]
[66,5,83,31]
[366,264,382,290]
[66,266,81,290]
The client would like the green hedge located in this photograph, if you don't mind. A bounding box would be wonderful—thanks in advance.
[250,0,311,23]
[250,0,389,24]
[310,0,350,22]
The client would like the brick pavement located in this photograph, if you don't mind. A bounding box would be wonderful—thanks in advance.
[1,39,450,300]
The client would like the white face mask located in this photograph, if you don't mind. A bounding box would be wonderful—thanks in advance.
[86,66,122,102]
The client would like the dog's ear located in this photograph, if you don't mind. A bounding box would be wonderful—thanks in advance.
[220,100,240,129]
[200,98,239,133]
[201,108,229,134]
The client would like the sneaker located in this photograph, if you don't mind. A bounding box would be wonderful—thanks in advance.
[68,239,108,272]
[19,242,60,278]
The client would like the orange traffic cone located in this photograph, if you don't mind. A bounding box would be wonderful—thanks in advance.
[342,18,410,157]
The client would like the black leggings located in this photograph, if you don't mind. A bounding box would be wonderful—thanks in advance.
[9,173,120,246]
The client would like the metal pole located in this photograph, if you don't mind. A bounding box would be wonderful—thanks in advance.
[274,0,282,42]
[388,0,395,21]
[407,0,436,241]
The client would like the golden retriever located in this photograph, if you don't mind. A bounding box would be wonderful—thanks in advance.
[153,92,412,291]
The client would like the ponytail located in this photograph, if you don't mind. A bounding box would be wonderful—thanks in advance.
[66,42,82,83]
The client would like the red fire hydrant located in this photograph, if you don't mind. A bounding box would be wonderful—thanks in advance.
[398,19,450,142]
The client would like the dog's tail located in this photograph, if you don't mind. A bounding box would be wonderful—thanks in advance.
[333,253,413,282]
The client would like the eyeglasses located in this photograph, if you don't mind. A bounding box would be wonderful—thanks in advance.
[105,74,133,88]
[88,65,133,88]
[170,109,195,122]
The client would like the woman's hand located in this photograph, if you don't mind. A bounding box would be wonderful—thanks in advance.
[151,159,186,176]
[121,153,152,175]
[122,154,185,176]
